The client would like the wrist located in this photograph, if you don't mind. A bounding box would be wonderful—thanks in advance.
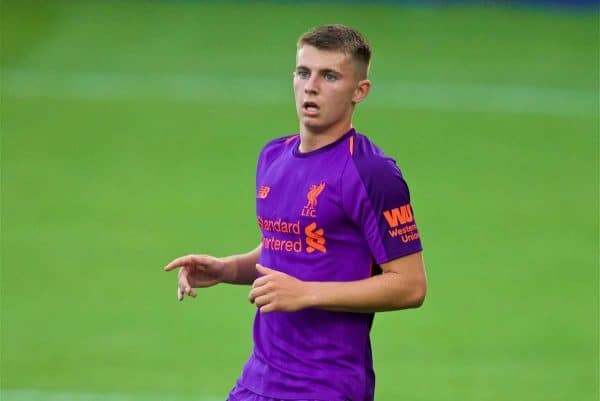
[303,281,320,309]
[219,255,237,284]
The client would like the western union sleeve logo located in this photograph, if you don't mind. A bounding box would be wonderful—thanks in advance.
[382,204,419,243]
[383,204,414,227]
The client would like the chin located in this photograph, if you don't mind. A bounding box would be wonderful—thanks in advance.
[302,120,328,133]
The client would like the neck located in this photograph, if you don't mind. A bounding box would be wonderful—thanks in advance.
[298,120,353,153]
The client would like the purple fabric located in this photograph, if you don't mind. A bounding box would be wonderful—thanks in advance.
[227,383,324,401]
[238,128,422,401]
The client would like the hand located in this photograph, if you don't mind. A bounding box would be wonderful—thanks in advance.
[164,255,226,301]
[248,264,310,313]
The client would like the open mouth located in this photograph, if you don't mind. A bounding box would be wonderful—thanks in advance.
[302,101,319,113]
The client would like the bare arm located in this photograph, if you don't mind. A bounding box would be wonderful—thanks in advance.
[220,244,262,285]
[164,244,261,301]
[304,252,426,312]
[249,251,426,313]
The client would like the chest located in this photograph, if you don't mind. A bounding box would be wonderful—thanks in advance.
[256,151,348,232]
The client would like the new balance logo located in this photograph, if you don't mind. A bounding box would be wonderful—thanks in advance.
[383,204,414,227]
[257,185,271,199]
[305,222,326,253]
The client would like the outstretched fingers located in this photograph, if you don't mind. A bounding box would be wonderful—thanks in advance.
[165,254,221,301]
[164,254,219,272]
[164,255,194,272]
[178,269,197,301]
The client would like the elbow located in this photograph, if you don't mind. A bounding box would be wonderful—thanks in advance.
[405,282,427,309]
[411,270,428,308]
[385,262,428,310]
[412,288,426,308]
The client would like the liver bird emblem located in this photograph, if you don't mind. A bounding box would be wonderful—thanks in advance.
[306,183,326,209]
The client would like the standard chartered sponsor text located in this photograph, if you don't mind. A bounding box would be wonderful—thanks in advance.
[263,236,303,252]
[258,216,303,253]
[257,216,301,234]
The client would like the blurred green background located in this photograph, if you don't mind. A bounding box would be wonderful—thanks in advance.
[1,1,598,400]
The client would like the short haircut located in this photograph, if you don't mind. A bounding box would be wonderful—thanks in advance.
[297,24,372,79]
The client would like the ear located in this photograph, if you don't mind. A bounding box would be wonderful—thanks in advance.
[352,79,371,104]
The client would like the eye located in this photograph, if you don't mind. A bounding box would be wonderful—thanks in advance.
[324,72,337,81]
[296,70,309,79]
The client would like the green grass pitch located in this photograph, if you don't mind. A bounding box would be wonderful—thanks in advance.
[1,1,598,400]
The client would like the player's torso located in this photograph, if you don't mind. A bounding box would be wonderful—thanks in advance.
[256,134,372,282]
[245,132,379,401]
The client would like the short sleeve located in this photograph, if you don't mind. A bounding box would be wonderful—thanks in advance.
[341,152,422,264]
[256,135,298,188]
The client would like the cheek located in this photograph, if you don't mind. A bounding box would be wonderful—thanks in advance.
[327,88,353,111]
[293,78,303,93]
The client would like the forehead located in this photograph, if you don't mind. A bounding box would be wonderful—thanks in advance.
[296,45,353,72]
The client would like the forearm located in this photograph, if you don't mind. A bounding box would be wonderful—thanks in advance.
[221,244,261,285]
[304,271,426,313]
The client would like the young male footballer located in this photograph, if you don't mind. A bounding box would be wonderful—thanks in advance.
[164,24,427,401]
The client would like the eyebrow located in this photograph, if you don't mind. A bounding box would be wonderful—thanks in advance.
[295,65,343,76]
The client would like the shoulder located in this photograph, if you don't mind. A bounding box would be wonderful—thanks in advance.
[342,132,414,224]
[258,134,299,164]
[347,132,405,183]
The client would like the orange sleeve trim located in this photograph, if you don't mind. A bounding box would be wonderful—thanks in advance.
[349,135,354,155]
[285,134,300,144]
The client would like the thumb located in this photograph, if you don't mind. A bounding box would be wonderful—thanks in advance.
[256,264,275,275]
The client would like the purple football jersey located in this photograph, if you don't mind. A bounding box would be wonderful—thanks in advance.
[238,128,422,401]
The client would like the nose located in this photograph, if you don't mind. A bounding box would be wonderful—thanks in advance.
[304,74,319,95]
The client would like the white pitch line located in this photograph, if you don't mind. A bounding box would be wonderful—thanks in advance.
[2,69,598,117]
[0,389,224,401]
